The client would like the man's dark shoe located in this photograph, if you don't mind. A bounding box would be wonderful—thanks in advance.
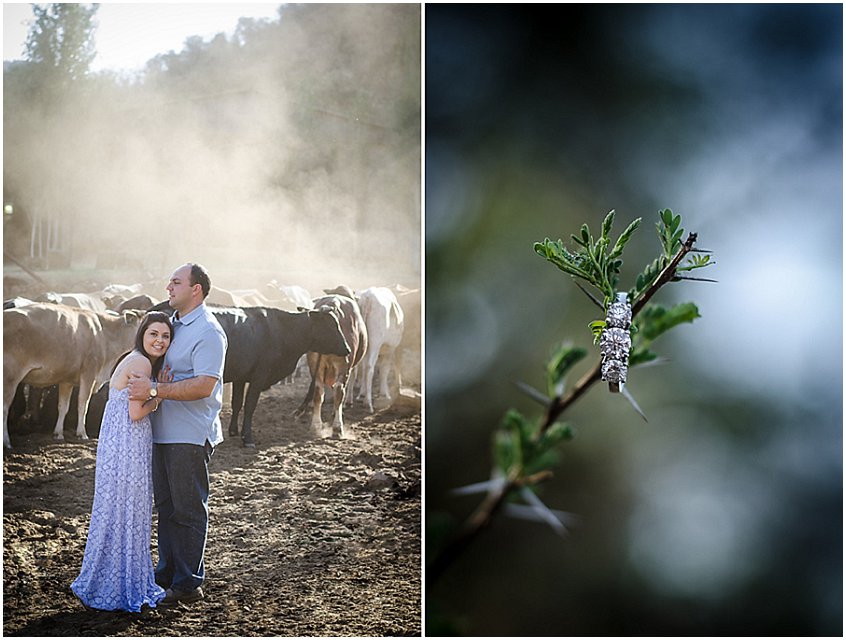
[159,586,204,606]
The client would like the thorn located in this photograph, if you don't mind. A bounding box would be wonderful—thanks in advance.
[518,487,570,536]
[675,275,718,283]
[451,476,507,496]
[513,380,551,407]
[573,280,605,310]
[621,385,648,422]
[689,248,714,253]
[630,356,670,369]
[505,503,580,530]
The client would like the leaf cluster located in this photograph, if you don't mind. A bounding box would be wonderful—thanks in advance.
[534,210,641,302]
[546,342,588,396]
[494,343,585,480]
[495,409,575,480]
[629,302,702,366]
[630,208,713,301]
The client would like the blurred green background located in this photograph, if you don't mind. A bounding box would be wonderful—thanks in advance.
[425,4,842,636]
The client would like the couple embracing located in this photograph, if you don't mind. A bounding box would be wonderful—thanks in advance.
[70,263,227,612]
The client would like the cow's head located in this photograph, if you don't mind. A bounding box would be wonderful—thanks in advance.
[308,307,351,357]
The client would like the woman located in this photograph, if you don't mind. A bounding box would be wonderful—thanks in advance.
[71,311,174,612]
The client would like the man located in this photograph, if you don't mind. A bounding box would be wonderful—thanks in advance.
[128,263,227,606]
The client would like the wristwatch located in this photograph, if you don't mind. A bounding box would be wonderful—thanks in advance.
[149,381,158,398]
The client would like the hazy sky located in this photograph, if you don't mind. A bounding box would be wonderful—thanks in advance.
[3,3,282,73]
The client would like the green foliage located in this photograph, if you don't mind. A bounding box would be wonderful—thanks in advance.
[513,209,712,489]
[629,208,714,301]
[629,302,701,365]
[679,252,714,272]
[588,320,606,345]
[494,409,574,479]
[546,343,588,396]
[533,210,641,301]
[657,208,684,261]
[25,4,99,83]
[634,302,701,342]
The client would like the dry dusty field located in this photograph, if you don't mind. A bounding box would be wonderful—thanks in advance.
[3,376,422,637]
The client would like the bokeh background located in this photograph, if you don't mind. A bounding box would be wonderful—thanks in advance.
[425,4,842,636]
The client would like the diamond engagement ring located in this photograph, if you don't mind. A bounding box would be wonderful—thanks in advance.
[600,292,631,392]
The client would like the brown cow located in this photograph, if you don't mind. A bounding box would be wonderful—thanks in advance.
[3,304,143,448]
[296,294,367,438]
[36,292,108,313]
[116,293,158,312]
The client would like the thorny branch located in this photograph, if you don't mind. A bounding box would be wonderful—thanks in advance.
[427,232,700,588]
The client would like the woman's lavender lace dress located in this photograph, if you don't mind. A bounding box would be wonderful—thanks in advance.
[71,387,165,611]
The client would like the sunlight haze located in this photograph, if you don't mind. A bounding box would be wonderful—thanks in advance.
[3,3,283,73]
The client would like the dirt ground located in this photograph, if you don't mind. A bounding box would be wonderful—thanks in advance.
[3,376,422,637]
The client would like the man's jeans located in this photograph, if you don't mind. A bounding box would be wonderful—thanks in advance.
[152,442,213,593]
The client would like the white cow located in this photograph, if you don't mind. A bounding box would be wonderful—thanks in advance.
[354,287,405,413]
[265,281,314,311]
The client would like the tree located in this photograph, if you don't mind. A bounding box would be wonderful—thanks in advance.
[24,3,99,94]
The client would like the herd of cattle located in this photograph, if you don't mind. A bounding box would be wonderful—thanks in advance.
[3,279,420,449]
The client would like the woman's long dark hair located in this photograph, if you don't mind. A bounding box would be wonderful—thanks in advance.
[110,311,173,378]
[134,311,173,378]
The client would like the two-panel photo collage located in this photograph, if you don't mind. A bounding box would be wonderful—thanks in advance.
[2,3,842,638]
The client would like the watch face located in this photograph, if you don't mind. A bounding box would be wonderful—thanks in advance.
[150,388,157,397]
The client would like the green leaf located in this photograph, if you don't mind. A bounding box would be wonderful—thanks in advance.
[601,210,615,241]
[678,253,714,272]
[629,348,659,367]
[608,217,641,259]
[547,343,588,394]
[495,412,528,475]
[634,302,701,343]
[539,421,575,449]
[534,239,594,280]
[524,449,561,476]
[588,320,606,345]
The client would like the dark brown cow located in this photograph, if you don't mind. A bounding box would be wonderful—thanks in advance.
[3,304,142,448]
[116,293,158,312]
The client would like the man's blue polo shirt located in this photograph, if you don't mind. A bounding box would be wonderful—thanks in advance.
[151,303,227,446]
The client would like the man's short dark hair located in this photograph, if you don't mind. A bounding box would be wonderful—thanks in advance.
[188,263,211,299]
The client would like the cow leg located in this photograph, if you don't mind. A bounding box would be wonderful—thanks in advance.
[311,381,327,436]
[349,365,359,403]
[378,348,398,406]
[3,402,10,449]
[22,385,43,424]
[240,384,261,448]
[8,384,27,430]
[3,384,19,449]
[348,364,360,407]
[4,370,26,448]
[332,382,347,438]
[364,351,378,413]
[228,382,245,437]
[53,383,74,441]
[394,351,403,394]
[75,378,95,440]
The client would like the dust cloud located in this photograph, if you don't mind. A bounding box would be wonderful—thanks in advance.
[4,4,421,295]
